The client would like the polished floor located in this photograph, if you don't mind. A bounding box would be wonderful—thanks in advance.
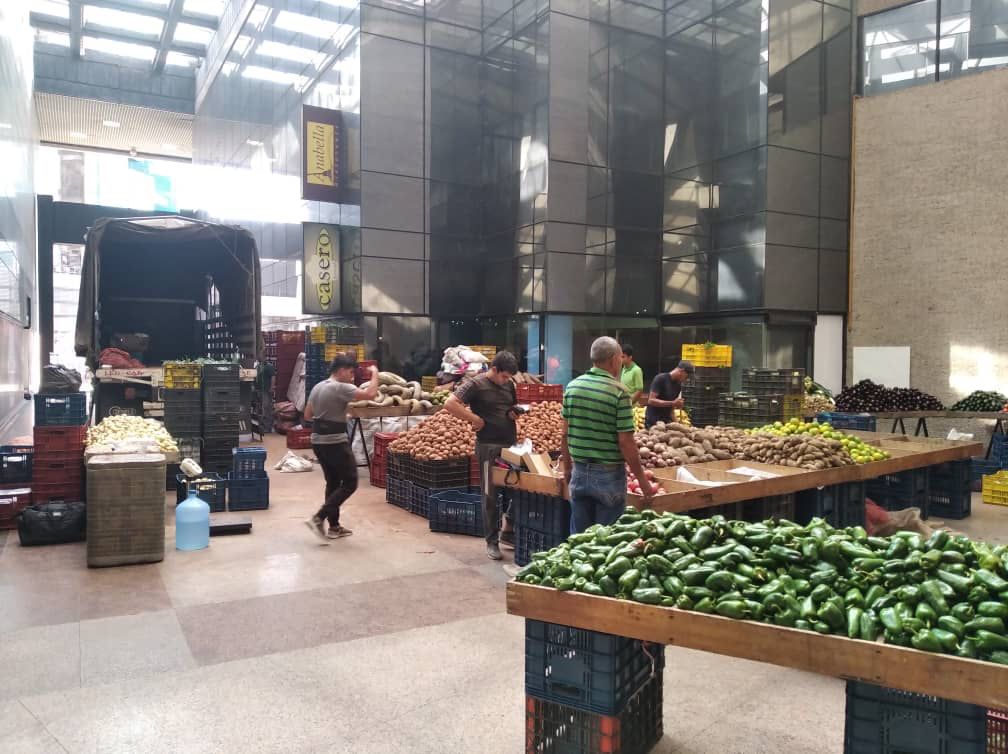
[1,434,1006,753]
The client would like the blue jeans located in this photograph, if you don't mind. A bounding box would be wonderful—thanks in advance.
[569,462,626,534]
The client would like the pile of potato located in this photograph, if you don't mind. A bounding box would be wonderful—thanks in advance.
[635,421,855,470]
[517,401,563,454]
[389,411,475,460]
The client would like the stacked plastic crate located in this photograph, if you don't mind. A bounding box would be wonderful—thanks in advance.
[525,620,666,754]
[511,491,572,567]
[974,432,1008,492]
[201,363,241,475]
[228,446,269,511]
[32,394,88,504]
[741,368,805,421]
[162,362,202,489]
[927,458,973,519]
[682,366,730,427]
[0,439,34,528]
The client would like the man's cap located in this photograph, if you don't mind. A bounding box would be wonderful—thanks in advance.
[677,360,695,374]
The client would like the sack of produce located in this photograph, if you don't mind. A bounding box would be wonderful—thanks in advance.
[40,364,82,394]
[98,347,143,369]
[18,501,87,547]
[111,333,150,353]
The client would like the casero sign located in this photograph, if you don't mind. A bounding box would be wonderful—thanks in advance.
[303,223,340,315]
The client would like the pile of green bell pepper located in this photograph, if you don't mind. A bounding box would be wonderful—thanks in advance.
[514,507,1008,665]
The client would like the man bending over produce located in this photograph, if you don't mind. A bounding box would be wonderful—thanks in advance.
[645,360,693,428]
[445,351,521,561]
[303,355,379,542]
[561,337,654,533]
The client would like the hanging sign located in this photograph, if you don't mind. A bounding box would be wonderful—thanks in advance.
[302,222,340,315]
[302,104,341,202]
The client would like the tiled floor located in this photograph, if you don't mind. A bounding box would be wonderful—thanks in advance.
[1,434,1005,753]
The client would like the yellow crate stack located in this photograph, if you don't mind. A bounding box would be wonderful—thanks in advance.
[163,361,201,389]
[982,470,1008,506]
[421,376,437,392]
[782,394,805,421]
[682,343,732,367]
[324,343,366,362]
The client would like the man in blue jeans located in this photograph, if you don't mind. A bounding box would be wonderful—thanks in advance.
[560,336,655,533]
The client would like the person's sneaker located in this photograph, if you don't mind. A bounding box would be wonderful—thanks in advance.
[499,531,515,550]
[304,516,328,543]
[326,525,353,539]
[487,542,503,560]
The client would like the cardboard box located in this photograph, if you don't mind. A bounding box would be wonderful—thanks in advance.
[525,452,554,476]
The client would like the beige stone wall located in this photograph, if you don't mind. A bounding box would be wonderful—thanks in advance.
[850,68,1008,434]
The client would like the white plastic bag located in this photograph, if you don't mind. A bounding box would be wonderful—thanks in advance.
[274,451,314,472]
[947,429,974,441]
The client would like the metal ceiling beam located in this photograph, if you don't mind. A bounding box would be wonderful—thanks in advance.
[153,0,185,73]
[32,16,207,58]
[69,0,82,58]
[78,0,219,30]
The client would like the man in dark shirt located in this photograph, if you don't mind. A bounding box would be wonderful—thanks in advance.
[445,351,521,561]
[645,360,694,428]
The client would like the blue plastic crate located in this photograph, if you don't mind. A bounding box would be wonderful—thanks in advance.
[226,473,269,511]
[515,524,570,567]
[525,620,665,716]
[428,488,488,536]
[927,460,972,519]
[817,412,877,432]
[991,433,1008,467]
[175,473,226,512]
[795,482,866,528]
[970,457,1002,491]
[510,489,570,538]
[866,467,930,517]
[844,681,986,754]
[34,393,87,426]
[0,445,34,485]
[386,474,411,510]
[232,447,267,478]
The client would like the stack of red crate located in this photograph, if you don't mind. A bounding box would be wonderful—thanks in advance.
[369,432,400,488]
[32,424,88,503]
[275,331,305,400]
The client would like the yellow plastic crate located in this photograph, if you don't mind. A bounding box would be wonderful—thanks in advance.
[163,361,201,389]
[471,345,497,360]
[421,376,437,392]
[309,326,327,344]
[982,470,1008,506]
[682,343,732,367]
[781,394,804,421]
[324,343,365,362]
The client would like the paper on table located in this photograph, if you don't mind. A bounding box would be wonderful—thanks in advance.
[676,467,727,486]
[726,467,780,479]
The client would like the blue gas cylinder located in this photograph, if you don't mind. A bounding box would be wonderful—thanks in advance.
[176,488,210,551]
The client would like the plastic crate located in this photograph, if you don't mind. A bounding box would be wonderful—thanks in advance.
[323,343,365,362]
[421,376,437,392]
[991,433,1008,467]
[387,452,409,480]
[515,524,570,567]
[226,473,269,511]
[990,709,1008,754]
[429,488,485,536]
[203,412,240,433]
[409,483,434,518]
[163,362,201,389]
[817,412,877,432]
[202,384,241,405]
[686,502,742,520]
[32,425,88,453]
[175,437,201,464]
[174,473,226,512]
[971,457,1002,491]
[33,453,84,483]
[0,446,34,485]
[201,363,240,383]
[742,493,795,522]
[0,488,31,530]
[369,432,400,488]
[844,681,987,754]
[795,482,866,528]
[31,480,83,503]
[928,460,972,519]
[510,489,571,537]
[286,427,312,450]
[741,367,806,396]
[516,384,564,403]
[405,455,471,489]
[386,475,411,510]
[232,447,267,478]
[866,467,930,517]
[682,343,732,367]
[525,620,665,716]
[526,672,663,754]
[34,393,87,426]
[718,392,784,428]
[471,344,497,359]
[982,470,1008,506]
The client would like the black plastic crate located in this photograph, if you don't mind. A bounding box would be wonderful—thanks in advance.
[232,447,267,478]
[970,457,1002,491]
[865,467,930,517]
[0,446,34,484]
[526,672,663,754]
[818,412,877,432]
[203,412,240,433]
[405,456,470,489]
[510,489,571,537]
[428,488,488,536]
[409,483,433,518]
[742,493,795,522]
[927,460,972,519]
[34,393,87,426]
[165,417,202,437]
[226,473,269,511]
[175,473,226,512]
[686,502,742,520]
[795,482,867,528]
[387,452,409,479]
[515,524,570,567]
[991,433,1008,467]
[525,620,665,716]
[386,474,411,510]
[843,681,987,754]
[200,363,240,383]
[163,388,201,405]
[741,367,806,396]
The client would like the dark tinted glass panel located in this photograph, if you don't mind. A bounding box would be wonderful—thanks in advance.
[549,14,590,164]
[818,249,848,312]
[939,0,1008,79]
[822,5,852,158]
[715,147,767,218]
[715,0,768,156]
[861,0,938,96]
[664,175,710,230]
[763,245,817,310]
[820,155,849,220]
[546,252,606,311]
[360,35,424,176]
[663,229,710,258]
[361,171,424,232]
[362,4,424,42]
[766,212,818,247]
[663,254,711,313]
[717,245,764,309]
[665,19,716,173]
[546,222,589,253]
[361,229,424,259]
[362,258,426,313]
[717,213,767,250]
[608,29,665,173]
[767,146,819,216]
[608,255,659,314]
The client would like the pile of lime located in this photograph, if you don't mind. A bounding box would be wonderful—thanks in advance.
[747,418,890,464]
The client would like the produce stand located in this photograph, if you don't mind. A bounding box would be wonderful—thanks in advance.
[869,410,1008,446]
[345,405,440,469]
[94,367,257,387]
[506,582,1008,709]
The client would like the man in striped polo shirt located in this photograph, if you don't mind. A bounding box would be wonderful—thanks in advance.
[561,337,655,533]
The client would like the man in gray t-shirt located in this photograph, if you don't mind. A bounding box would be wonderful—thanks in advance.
[303,354,379,541]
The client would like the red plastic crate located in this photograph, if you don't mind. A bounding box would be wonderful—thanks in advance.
[33,425,88,453]
[355,360,378,386]
[991,709,1008,754]
[33,453,84,484]
[516,384,563,403]
[369,432,400,488]
[0,487,31,529]
[31,480,83,503]
[470,454,480,487]
[277,331,305,346]
[286,427,312,450]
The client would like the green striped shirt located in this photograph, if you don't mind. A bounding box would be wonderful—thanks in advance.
[562,367,634,464]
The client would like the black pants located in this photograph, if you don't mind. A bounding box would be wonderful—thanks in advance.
[476,443,506,545]
[313,442,358,527]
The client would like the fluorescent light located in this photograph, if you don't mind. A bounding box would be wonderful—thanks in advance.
[84,6,164,37]
[103,120,121,128]
[241,65,309,88]
[166,51,198,67]
[273,10,352,41]
[255,39,318,65]
[32,0,69,19]
[84,36,156,62]
[35,29,70,47]
[246,139,263,146]
[174,23,214,45]
[68,131,87,138]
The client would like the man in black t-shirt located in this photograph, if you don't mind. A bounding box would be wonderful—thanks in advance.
[644,360,695,428]
[445,351,521,561]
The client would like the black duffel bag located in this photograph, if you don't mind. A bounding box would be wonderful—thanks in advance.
[17,501,86,547]
[40,365,82,394]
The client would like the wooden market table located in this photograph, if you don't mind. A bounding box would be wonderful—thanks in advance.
[506,582,1008,709]
[345,405,440,468]
[869,410,1008,451]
